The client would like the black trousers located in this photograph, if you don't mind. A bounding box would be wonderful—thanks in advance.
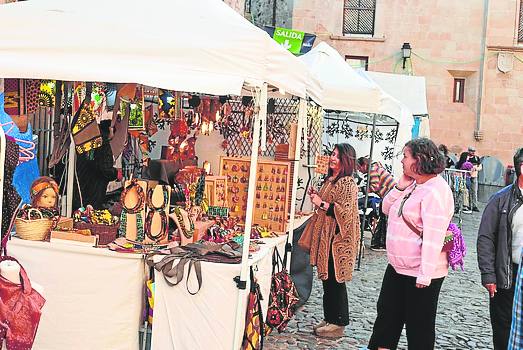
[489,264,519,350]
[322,248,350,326]
[368,264,444,350]
[371,212,388,248]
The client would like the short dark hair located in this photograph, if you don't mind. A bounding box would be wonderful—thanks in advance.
[404,138,446,175]
[357,157,368,166]
[328,143,356,182]
[514,148,523,178]
[438,144,449,156]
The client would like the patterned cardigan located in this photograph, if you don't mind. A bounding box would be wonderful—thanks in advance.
[300,176,360,283]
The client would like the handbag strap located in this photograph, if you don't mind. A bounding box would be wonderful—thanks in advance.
[186,259,202,295]
[272,247,284,275]
[397,184,423,238]
[148,252,202,294]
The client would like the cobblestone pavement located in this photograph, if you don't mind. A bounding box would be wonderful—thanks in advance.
[265,207,494,350]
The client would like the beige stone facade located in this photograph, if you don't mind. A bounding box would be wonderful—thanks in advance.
[282,0,523,164]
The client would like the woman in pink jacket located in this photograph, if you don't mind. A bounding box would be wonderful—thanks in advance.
[368,138,454,350]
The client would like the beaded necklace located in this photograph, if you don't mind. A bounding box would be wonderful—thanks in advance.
[118,179,145,241]
[145,186,169,242]
[173,206,194,239]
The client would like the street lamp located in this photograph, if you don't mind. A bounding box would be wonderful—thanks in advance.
[402,42,412,69]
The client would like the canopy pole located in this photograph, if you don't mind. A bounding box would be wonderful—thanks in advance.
[0,116,6,237]
[65,83,76,217]
[356,113,377,270]
[232,83,267,350]
[285,98,306,271]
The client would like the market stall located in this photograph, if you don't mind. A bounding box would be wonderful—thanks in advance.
[0,1,311,349]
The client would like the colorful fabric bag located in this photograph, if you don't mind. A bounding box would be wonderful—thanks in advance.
[265,248,299,333]
[242,266,264,350]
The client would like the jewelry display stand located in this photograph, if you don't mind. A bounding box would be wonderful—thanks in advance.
[144,184,171,245]
[119,179,148,242]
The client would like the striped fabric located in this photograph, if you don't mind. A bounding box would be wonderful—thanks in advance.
[509,252,523,350]
[382,176,454,286]
[369,162,396,198]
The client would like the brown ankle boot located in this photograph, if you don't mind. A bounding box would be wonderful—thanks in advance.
[312,320,327,332]
[314,323,345,339]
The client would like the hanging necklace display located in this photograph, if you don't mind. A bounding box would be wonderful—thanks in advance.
[118,179,146,241]
[173,206,194,239]
[145,186,169,242]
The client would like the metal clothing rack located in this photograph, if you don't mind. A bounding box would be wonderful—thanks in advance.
[442,168,470,229]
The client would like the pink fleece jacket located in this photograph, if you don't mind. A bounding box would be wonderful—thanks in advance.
[382,176,454,286]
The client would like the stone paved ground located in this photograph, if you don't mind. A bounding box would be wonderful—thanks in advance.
[265,206,494,350]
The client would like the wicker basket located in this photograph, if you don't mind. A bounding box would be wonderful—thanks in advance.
[15,208,54,241]
[73,222,118,245]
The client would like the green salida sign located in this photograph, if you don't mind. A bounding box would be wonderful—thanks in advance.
[272,27,305,55]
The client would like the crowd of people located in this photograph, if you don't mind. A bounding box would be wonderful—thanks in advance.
[299,138,522,349]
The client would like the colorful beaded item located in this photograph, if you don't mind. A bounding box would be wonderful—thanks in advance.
[118,179,145,241]
[173,206,194,239]
[145,186,169,241]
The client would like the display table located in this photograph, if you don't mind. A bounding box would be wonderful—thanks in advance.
[151,235,288,350]
[8,238,145,350]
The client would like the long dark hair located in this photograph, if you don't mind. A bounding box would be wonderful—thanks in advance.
[327,143,356,182]
[404,138,445,175]
[455,152,469,170]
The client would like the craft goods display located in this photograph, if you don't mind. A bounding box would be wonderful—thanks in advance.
[73,206,120,245]
[204,176,227,207]
[15,207,54,241]
[220,156,291,233]
[315,155,329,175]
[118,179,147,242]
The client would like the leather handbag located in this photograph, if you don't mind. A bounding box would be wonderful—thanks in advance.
[0,255,46,349]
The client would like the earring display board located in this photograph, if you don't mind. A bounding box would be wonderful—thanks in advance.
[204,176,228,207]
[219,156,291,233]
[315,155,329,175]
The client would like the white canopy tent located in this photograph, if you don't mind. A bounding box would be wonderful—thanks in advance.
[365,71,428,116]
[300,42,413,148]
[0,1,310,349]
[0,0,308,98]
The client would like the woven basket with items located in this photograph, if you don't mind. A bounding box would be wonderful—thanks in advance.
[15,208,54,241]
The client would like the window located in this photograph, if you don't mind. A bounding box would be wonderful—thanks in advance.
[345,55,369,71]
[453,78,465,103]
[519,0,523,42]
[343,0,377,36]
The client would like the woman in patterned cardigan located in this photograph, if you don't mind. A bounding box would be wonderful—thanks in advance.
[298,143,360,339]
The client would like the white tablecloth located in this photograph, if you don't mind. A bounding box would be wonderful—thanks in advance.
[8,238,145,350]
[151,235,288,350]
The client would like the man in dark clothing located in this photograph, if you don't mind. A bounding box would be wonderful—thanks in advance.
[73,120,122,210]
[477,147,523,350]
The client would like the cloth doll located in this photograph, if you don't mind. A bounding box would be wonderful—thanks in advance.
[26,177,60,221]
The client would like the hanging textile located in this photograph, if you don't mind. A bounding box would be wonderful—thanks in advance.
[2,138,22,237]
[0,81,40,204]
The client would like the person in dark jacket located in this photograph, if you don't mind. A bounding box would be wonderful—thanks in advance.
[477,147,523,350]
[73,120,122,210]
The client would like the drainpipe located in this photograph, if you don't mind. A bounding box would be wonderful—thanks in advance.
[475,0,490,140]
[272,0,277,26]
